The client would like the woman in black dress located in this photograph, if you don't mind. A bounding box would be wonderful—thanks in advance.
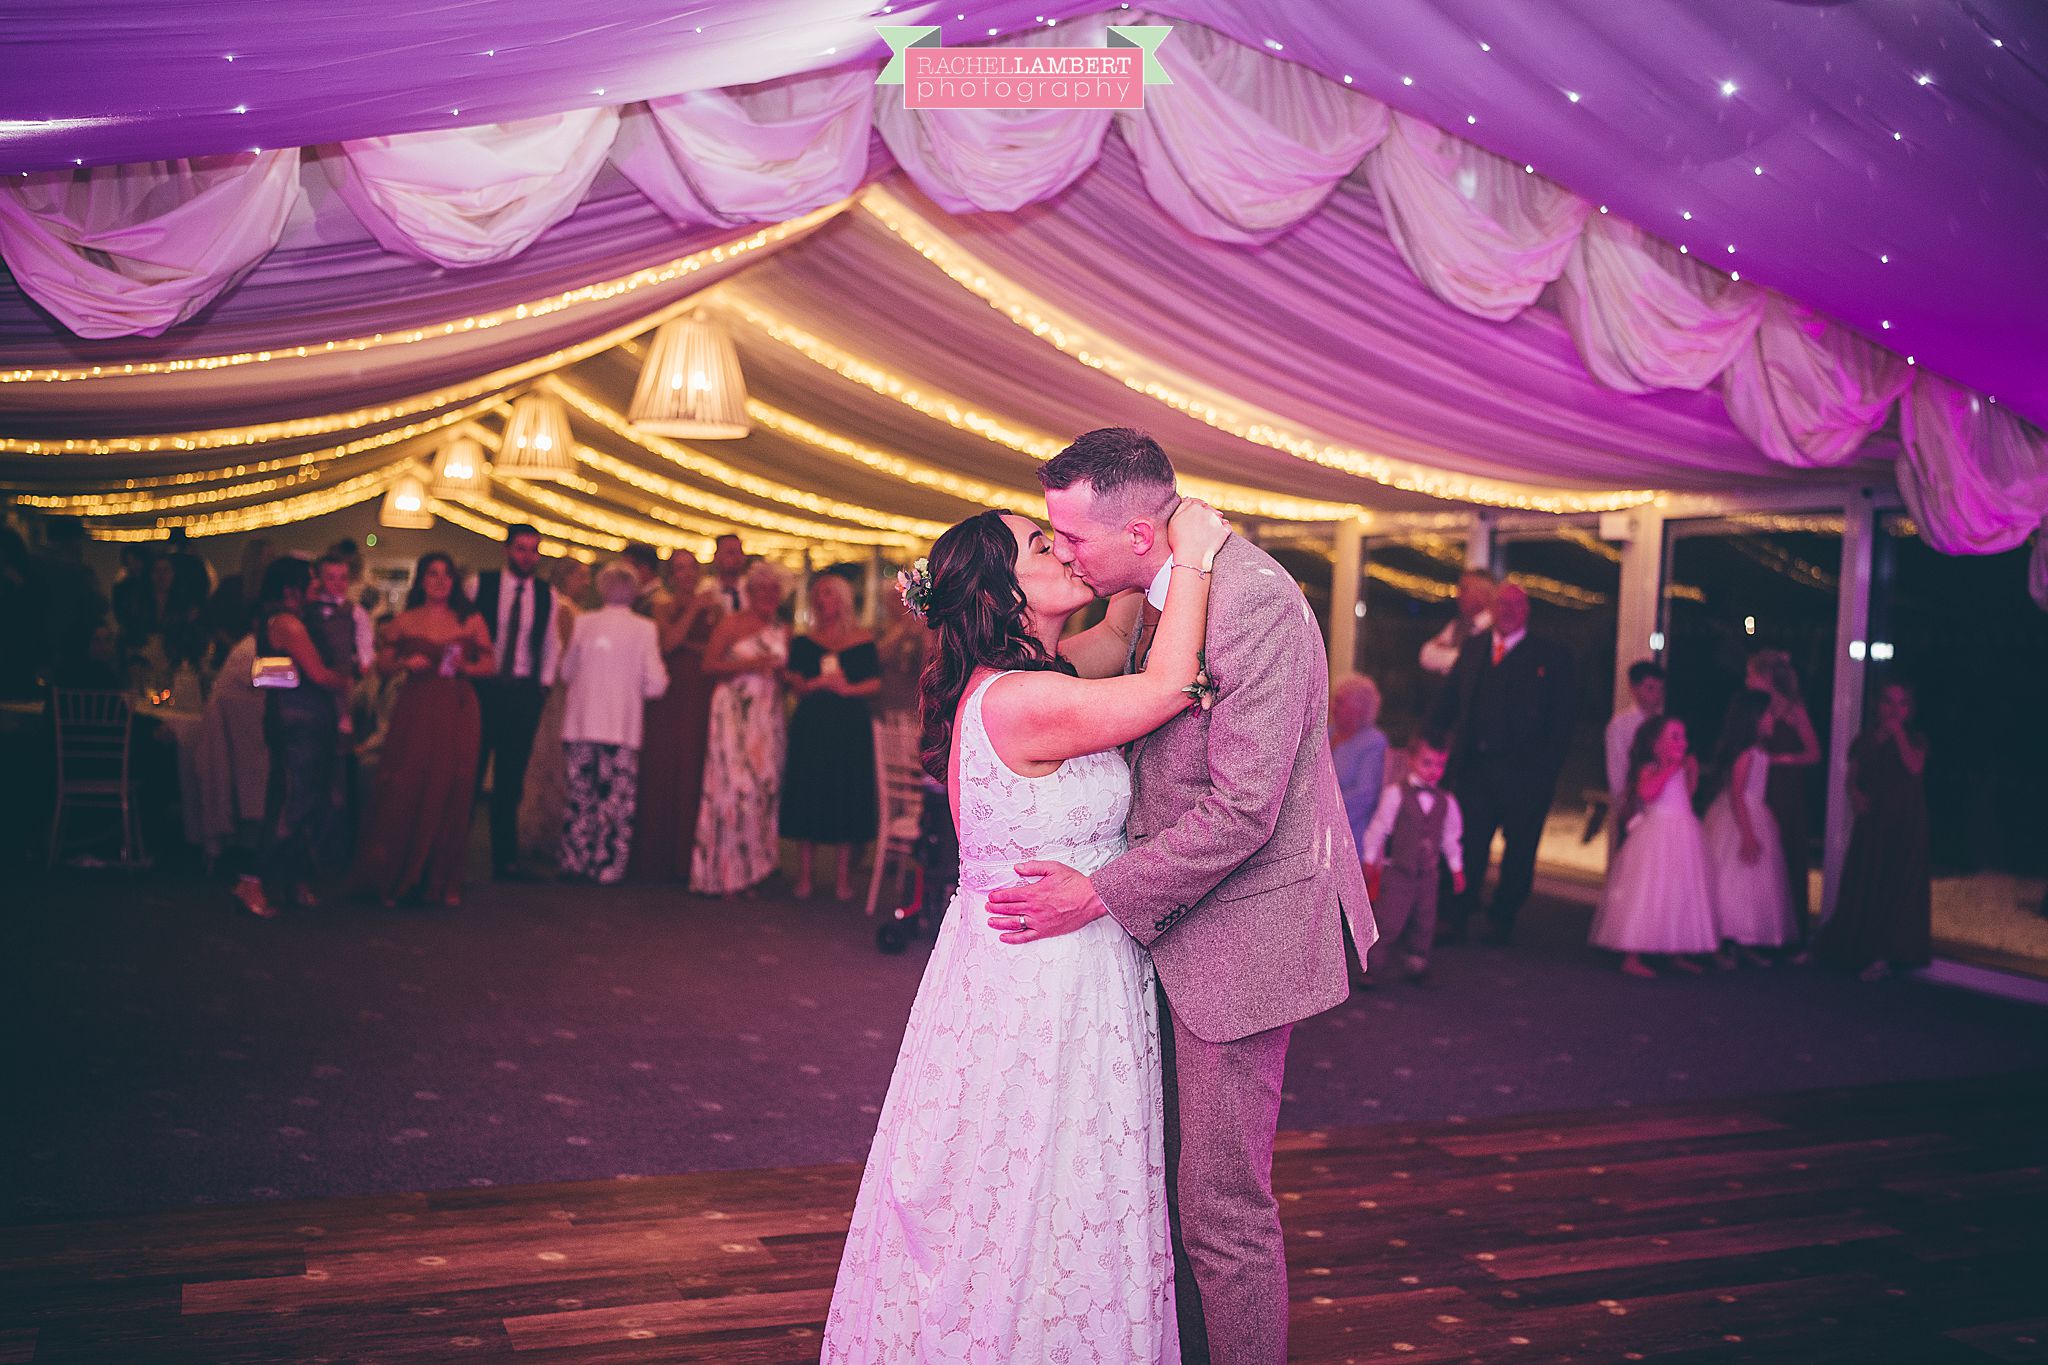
[781,573,880,899]
[1817,681,1932,980]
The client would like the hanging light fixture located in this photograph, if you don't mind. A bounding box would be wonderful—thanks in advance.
[430,435,490,495]
[497,391,576,480]
[628,313,750,439]
[379,472,435,529]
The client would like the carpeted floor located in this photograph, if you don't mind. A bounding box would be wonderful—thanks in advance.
[6,867,2046,1224]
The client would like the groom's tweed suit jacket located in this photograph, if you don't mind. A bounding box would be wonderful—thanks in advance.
[1092,535,1377,1044]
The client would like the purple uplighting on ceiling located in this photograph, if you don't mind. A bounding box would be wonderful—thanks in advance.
[2,0,2045,422]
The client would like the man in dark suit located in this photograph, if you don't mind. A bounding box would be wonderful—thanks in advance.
[1429,581,1575,945]
[466,524,559,880]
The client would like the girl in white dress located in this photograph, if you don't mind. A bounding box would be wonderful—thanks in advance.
[823,501,1230,1364]
[1702,689,1795,961]
[1590,715,1721,978]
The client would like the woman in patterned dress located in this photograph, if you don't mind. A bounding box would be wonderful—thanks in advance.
[690,562,791,896]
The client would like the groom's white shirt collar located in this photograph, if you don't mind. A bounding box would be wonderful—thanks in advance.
[1143,560,1173,611]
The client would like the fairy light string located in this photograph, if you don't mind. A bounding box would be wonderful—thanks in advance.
[852,184,1654,514]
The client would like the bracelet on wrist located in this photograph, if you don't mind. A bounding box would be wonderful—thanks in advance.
[1168,559,1212,577]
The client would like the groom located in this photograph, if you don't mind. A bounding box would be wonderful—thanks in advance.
[989,428,1375,1365]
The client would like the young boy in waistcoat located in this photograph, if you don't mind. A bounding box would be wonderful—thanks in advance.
[1359,732,1466,982]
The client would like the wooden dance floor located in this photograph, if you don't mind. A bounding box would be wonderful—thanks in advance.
[4,1075,2043,1363]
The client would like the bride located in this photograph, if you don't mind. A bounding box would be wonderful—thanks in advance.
[822,501,1230,1363]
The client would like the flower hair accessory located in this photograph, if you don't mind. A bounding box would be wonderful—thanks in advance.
[896,556,934,623]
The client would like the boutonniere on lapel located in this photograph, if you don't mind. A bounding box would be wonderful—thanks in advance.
[1182,650,1218,715]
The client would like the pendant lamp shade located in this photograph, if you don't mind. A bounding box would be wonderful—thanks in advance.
[379,472,435,529]
[430,435,490,495]
[628,313,751,439]
[498,391,577,480]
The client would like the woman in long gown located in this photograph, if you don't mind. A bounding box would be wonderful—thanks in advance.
[780,573,880,900]
[354,553,494,907]
[1816,681,1932,980]
[690,562,791,896]
[823,502,1230,1364]
[630,554,723,881]
[517,558,588,864]
[1748,649,1821,941]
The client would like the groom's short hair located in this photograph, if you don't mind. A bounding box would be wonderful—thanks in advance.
[1039,428,1178,518]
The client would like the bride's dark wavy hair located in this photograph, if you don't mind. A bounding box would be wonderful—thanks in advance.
[916,510,1075,781]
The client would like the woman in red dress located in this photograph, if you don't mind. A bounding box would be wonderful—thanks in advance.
[354,552,494,906]
[629,554,724,881]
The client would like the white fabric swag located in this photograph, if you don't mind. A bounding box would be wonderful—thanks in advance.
[1,10,2042,563]
[1720,294,1912,469]
[325,107,620,267]
[1366,111,1588,322]
[0,151,301,337]
[874,16,1116,213]
[1555,213,1763,394]
[614,66,874,228]
[1115,15,1387,245]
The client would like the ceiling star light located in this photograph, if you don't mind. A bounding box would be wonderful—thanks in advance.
[627,313,750,439]
[1719,79,1738,96]
[1915,73,1932,86]
[496,391,576,481]
[1565,90,1580,103]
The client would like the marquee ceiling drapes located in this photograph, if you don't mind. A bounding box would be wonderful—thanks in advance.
[3,3,2044,571]
[8,0,2043,425]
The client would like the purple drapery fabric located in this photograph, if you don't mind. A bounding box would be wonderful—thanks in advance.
[5,0,2042,424]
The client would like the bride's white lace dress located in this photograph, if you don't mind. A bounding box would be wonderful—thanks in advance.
[822,670,1176,1363]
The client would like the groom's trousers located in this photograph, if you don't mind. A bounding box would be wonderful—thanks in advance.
[1158,981,1293,1365]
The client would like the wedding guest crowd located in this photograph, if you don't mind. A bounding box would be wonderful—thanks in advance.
[1340,563,1932,984]
[10,511,1940,984]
